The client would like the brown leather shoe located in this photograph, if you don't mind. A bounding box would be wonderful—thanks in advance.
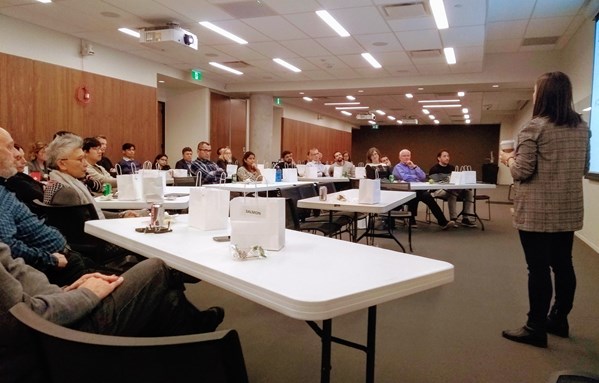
[502,326,547,348]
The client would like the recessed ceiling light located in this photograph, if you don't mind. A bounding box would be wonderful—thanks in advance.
[303,96,313,102]
[387,116,396,121]
[422,109,430,114]
[464,114,470,119]
[273,58,301,72]
[434,120,440,124]
[361,53,382,68]
[158,80,165,83]
[209,62,243,75]
[375,110,386,116]
[465,119,471,124]
[429,115,435,120]
[582,106,591,112]
[199,21,248,44]
[462,108,469,113]
[118,28,140,38]
[397,120,403,124]
[492,84,499,88]
[418,87,424,91]
[430,0,449,29]
[324,102,360,106]
[316,10,350,37]
[444,47,456,65]
[368,120,376,125]
[341,111,352,116]
[36,0,52,3]
[457,91,465,97]
[358,90,364,93]
[299,92,305,95]
[405,93,414,98]
[346,95,356,101]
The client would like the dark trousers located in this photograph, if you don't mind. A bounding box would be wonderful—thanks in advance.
[73,258,208,337]
[407,190,449,226]
[518,230,576,329]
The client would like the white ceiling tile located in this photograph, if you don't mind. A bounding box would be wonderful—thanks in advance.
[386,16,437,32]
[210,44,269,61]
[486,20,528,41]
[353,33,406,52]
[441,25,485,47]
[300,70,338,81]
[316,36,365,55]
[337,53,372,68]
[200,19,270,43]
[329,68,361,79]
[320,0,374,8]
[283,39,333,57]
[242,16,309,40]
[305,56,351,71]
[525,16,572,38]
[246,41,299,58]
[395,29,443,51]
[449,61,484,73]
[519,44,556,52]
[532,0,586,18]
[260,0,321,14]
[444,0,487,27]
[284,12,340,38]
[373,51,413,65]
[454,46,484,62]
[327,6,391,35]
[487,0,536,22]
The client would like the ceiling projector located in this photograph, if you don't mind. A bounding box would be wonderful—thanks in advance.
[140,25,198,50]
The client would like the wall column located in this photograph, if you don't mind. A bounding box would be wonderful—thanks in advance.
[249,94,278,164]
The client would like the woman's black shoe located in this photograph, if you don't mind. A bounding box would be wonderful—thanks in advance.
[546,318,569,338]
[502,326,547,348]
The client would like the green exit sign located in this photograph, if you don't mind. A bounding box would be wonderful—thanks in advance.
[274,97,282,105]
[191,69,202,81]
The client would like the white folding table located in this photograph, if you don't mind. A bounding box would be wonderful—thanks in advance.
[85,215,453,383]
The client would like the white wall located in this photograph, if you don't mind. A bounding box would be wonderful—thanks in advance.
[282,104,354,132]
[559,18,599,253]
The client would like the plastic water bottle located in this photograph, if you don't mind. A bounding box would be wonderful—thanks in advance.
[275,167,282,182]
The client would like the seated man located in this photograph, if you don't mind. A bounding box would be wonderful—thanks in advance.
[0,242,224,381]
[4,143,44,205]
[189,141,225,184]
[95,135,115,174]
[84,137,117,189]
[174,146,194,175]
[305,148,327,176]
[116,143,142,175]
[429,149,476,227]
[328,151,355,177]
[275,150,296,169]
[392,149,454,230]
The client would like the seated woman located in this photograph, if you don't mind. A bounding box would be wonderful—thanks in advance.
[216,147,236,172]
[365,147,391,179]
[236,151,262,182]
[83,137,117,189]
[26,141,50,181]
[154,153,171,170]
[44,134,140,219]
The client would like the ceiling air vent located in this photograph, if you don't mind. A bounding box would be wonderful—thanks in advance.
[522,36,559,46]
[382,2,430,19]
[409,49,441,58]
[220,61,251,69]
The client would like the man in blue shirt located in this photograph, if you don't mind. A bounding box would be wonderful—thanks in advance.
[392,149,454,230]
[190,141,225,184]
[116,143,142,174]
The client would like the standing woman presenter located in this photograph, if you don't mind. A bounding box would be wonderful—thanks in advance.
[500,71,590,348]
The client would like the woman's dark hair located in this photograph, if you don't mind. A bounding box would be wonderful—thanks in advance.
[82,137,101,152]
[533,71,582,127]
[342,151,351,161]
[154,153,168,162]
[366,147,380,163]
[122,143,135,151]
[241,151,255,170]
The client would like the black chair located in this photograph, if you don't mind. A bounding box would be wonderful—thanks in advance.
[173,176,197,186]
[547,370,599,383]
[281,186,343,238]
[9,303,249,383]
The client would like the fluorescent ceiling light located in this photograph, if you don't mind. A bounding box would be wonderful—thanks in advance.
[583,106,591,112]
[341,111,352,116]
[209,62,243,75]
[199,21,248,44]
[422,109,430,114]
[434,120,440,124]
[419,99,459,103]
[273,58,301,73]
[457,91,465,97]
[405,93,414,98]
[303,96,313,102]
[368,120,376,125]
[118,28,140,38]
[462,108,469,113]
[425,104,462,108]
[324,102,360,106]
[335,106,369,110]
[430,0,449,29]
[444,47,456,64]
[429,115,435,120]
[464,114,470,119]
[346,95,356,101]
[316,10,350,37]
[387,116,396,121]
[375,110,386,116]
[492,84,499,88]
[397,120,403,124]
[361,53,382,69]
[465,119,471,124]
[37,0,52,3]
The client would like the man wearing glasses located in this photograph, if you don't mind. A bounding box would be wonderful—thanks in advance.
[190,141,225,184]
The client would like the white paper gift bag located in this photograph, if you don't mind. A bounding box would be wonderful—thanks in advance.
[296,164,306,176]
[333,166,343,178]
[282,168,298,182]
[226,164,238,179]
[304,166,319,178]
[115,164,142,200]
[461,165,477,184]
[358,178,381,204]
[230,196,285,251]
[355,163,366,179]
[188,187,230,231]
[139,169,167,203]
[261,168,277,184]
[450,170,464,185]
[172,169,188,177]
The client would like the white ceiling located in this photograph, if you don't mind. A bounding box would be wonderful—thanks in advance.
[1,0,597,126]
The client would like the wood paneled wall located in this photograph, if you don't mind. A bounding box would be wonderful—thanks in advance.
[281,118,352,164]
[352,124,500,177]
[0,52,158,164]
[210,92,247,162]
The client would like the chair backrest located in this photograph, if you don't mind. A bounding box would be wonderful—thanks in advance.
[280,186,312,221]
[32,200,101,248]
[173,176,197,186]
[9,303,249,383]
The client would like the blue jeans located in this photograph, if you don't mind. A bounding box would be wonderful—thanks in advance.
[518,230,576,330]
[72,258,207,336]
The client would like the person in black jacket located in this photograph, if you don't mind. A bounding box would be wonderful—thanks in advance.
[4,144,44,205]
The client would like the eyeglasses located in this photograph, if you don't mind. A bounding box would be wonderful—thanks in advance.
[199,148,212,152]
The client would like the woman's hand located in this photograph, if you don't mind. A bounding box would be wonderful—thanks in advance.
[499,150,514,166]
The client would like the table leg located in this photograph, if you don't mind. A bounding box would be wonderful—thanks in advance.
[366,306,377,383]
[321,319,332,383]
